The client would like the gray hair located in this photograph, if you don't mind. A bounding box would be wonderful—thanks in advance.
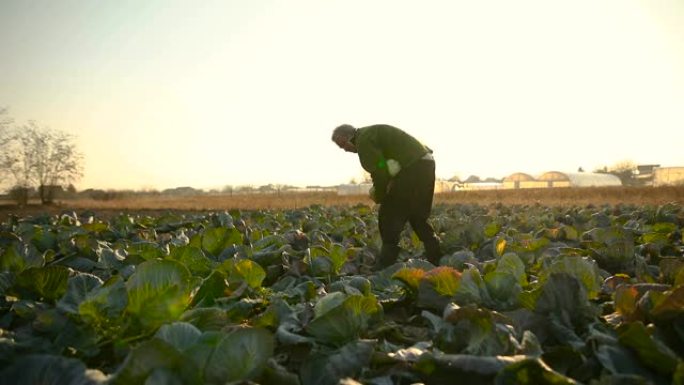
[332,124,356,142]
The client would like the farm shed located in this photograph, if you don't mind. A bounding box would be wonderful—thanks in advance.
[503,173,538,189]
[653,167,684,186]
[537,171,622,187]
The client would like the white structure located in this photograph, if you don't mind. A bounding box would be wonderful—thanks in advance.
[435,180,457,193]
[653,167,684,186]
[337,183,373,196]
[502,173,546,189]
[453,182,504,191]
[537,171,622,187]
[500,171,622,189]
[337,180,457,195]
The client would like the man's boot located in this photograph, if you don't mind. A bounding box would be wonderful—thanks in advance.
[424,237,443,266]
[375,243,400,270]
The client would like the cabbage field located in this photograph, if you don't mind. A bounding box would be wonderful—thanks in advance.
[1,203,683,385]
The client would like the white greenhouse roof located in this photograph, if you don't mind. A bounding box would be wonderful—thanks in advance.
[503,172,535,182]
[538,171,622,187]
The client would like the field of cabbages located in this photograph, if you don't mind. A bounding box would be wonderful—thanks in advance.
[1,203,683,385]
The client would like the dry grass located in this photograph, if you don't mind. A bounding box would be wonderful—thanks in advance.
[57,192,368,211]
[0,192,370,220]
[1,186,682,220]
[434,185,684,207]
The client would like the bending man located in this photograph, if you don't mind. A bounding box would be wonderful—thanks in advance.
[332,123,442,268]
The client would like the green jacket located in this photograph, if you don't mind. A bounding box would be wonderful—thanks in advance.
[353,124,431,203]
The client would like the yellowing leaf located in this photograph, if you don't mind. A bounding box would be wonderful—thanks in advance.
[425,266,461,296]
[496,238,507,257]
[614,285,639,317]
[393,268,427,291]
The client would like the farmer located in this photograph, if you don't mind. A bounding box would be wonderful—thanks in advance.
[331,123,442,268]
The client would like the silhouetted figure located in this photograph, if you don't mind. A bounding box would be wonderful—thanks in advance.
[332,124,442,268]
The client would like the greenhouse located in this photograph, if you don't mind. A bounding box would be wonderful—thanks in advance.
[537,171,622,187]
[502,171,622,189]
[502,173,546,189]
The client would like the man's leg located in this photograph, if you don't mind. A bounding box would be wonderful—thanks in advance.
[410,216,442,264]
[377,194,408,268]
[408,159,442,264]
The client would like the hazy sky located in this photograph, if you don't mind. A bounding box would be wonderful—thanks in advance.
[1,0,683,190]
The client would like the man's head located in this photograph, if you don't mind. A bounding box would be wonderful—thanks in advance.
[332,124,357,153]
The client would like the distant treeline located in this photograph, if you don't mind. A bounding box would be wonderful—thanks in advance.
[1,183,338,203]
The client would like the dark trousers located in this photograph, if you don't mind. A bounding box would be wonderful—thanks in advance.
[377,159,442,266]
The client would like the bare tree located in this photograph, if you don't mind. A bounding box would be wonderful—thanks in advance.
[608,160,637,186]
[235,185,255,194]
[0,108,13,197]
[0,107,11,130]
[1,123,36,191]
[0,120,83,204]
[0,107,13,179]
[222,185,234,196]
[0,109,8,179]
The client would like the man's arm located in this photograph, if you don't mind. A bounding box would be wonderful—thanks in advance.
[357,141,391,203]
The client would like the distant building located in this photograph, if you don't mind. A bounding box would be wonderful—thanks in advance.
[637,164,660,175]
[337,180,457,195]
[635,164,660,186]
[537,171,622,187]
[337,183,373,196]
[338,170,628,195]
[501,171,622,189]
[457,182,504,190]
[305,185,337,192]
[435,180,457,193]
[653,167,684,186]
[502,173,543,189]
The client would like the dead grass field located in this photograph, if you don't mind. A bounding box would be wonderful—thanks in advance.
[435,185,684,207]
[1,186,683,220]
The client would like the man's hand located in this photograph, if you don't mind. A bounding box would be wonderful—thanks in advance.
[387,159,401,176]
